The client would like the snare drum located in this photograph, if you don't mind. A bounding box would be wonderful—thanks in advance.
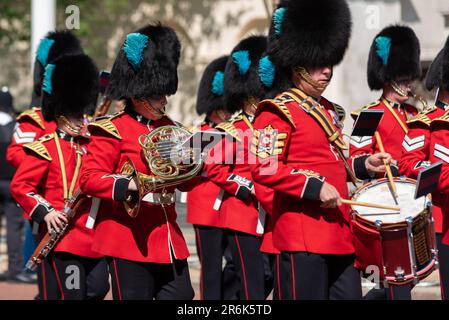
[350,177,438,286]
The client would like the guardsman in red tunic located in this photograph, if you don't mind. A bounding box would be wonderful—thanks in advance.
[250,0,392,300]
[79,24,194,300]
[204,35,292,300]
[7,30,83,169]
[186,56,242,300]
[7,30,84,299]
[11,54,109,300]
[350,26,422,300]
[421,36,449,300]
[350,26,421,176]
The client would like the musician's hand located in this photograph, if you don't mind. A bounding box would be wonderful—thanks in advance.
[319,181,342,208]
[128,178,138,191]
[44,210,68,234]
[365,153,393,173]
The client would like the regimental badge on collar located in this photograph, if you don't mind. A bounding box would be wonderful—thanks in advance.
[250,124,287,159]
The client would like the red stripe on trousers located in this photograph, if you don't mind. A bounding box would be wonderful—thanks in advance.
[276,254,282,300]
[51,256,65,300]
[41,262,47,300]
[234,233,249,299]
[290,254,296,300]
[113,258,123,301]
[195,227,204,300]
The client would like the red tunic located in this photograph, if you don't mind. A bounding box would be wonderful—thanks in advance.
[186,121,223,228]
[7,107,57,169]
[204,113,262,236]
[399,103,447,233]
[10,131,101,258]
[250,88,370,255]
[350,98,418,162]
[79,109,190,263]
[429,108,449,245]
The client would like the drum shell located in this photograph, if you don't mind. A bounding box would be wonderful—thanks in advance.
[351,178,437,285]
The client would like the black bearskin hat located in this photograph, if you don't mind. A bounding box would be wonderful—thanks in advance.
[367,25,421,90]
[33,30,84,99]
[107,23,181,100]
[224,35,269,113]
[425,36,449,91]
[196,56,228,116]
[41,54,99,122]
[267,0,352,70]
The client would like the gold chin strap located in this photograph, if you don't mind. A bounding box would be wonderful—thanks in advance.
[390,81,409,98]
[58,116,82,135]
[295,66,328,92]
[391,81,429,112]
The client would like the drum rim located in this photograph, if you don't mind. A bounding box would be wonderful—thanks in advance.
[384,259,437,285]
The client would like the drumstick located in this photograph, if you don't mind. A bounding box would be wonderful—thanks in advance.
[341,199,400,211]
[374,131,399,201]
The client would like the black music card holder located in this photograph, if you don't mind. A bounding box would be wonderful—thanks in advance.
[415,162,442,199]
[351,109,385,137]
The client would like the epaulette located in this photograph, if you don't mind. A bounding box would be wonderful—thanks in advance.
[16,107,45,130]
[88,112,123,140]
[421,106,437,115]
[215,122,241,142]
[93,114,112,121]
[23,133,54,161]
[259,95,296,128]
[431,111,449,127]
[350,100,380,120]
[332,103,346,122]
[406,113,431,127]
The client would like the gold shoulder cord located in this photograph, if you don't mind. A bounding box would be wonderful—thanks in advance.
[381,98,409,134]
[54,134,82,200]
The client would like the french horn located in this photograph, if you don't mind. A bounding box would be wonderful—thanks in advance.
[121,125,203,218]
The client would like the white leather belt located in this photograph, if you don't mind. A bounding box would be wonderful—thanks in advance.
[142,192,176,205]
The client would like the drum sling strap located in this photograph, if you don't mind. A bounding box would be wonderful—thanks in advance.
[285,88,358,184]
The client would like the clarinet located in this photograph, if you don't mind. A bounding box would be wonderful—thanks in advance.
[25,190,87,271]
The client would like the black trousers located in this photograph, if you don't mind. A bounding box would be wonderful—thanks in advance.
[223,246,240,300]
[277,252,362,300]
[52,252,110,300]
[108,257,194,300]
[225,230,265,300]
[0,180,24,275]
[36,252,60,300]
[194,225,240,300]
[437,233,449,300]
[263,253,278,300]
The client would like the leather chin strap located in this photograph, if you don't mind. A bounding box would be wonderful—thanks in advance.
[214,109,228,123]
[141,100,165,120]
[244,96,258,117]
[295,66,329,92]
